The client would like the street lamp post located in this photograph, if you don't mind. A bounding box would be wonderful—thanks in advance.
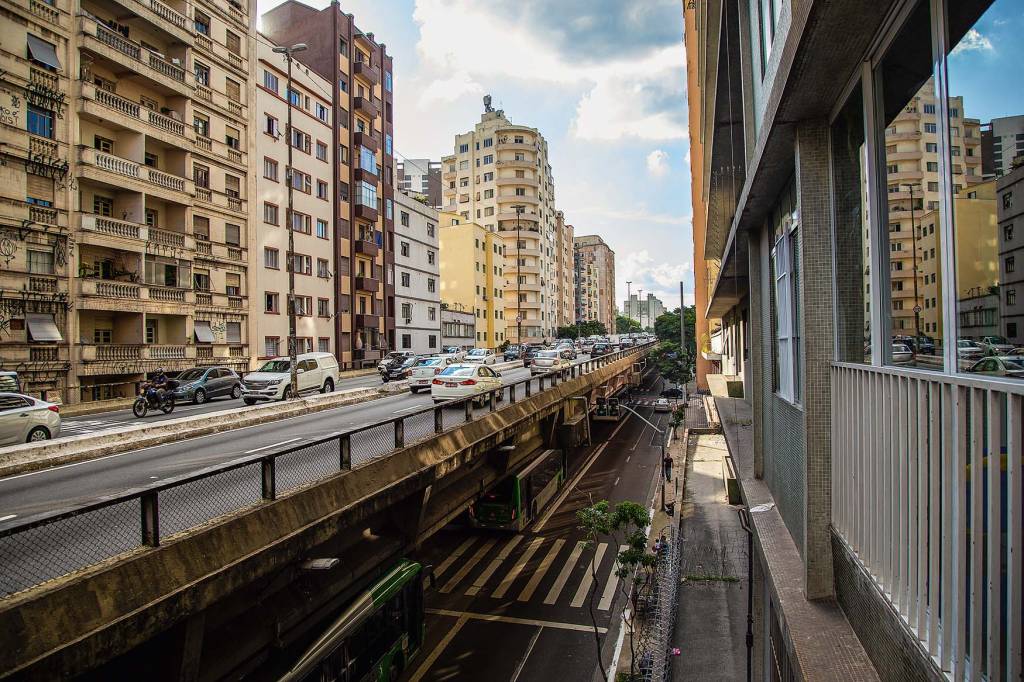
[626,280,632,331]
[273,42,307,398]
[514,205,525,345]
[902,182,923,355]
[637,289,644,332]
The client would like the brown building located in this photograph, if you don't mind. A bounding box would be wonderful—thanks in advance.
[573,235,615,332]
[397,158,442,209]
[261,1,395,368]
[554,211,575,328]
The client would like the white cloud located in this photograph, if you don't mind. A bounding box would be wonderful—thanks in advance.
[617,249,693,310]
[646,149,670,177]
[952,29,994,55]
[417,72,484,106]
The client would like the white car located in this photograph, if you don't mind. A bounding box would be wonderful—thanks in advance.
[654,398,672,413]
[531,350,572,374]
[957,340,984,360]
[408,356,458,393]
[0,393,61,445]
[441,346,467,361]
[241,352,340,404]
[892,343,913,364]
[464,348,497,365]
[431,364,504,405]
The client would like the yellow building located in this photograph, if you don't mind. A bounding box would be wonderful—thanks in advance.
[438,212,506,349]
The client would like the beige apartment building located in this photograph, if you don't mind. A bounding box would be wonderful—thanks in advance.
[255,38,334,360]
[438,212,506,348]
[554,210,575,328]
[441,98,558,344]
[573,235,615,331]
[0,0,255,404]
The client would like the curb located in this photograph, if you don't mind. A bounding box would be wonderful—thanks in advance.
[0,381,409,479]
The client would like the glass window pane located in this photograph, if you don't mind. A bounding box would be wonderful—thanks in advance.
[947,0,1022,377]
[875,0,945,369]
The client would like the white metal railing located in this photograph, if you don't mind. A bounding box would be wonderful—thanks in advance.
[831,363,1022,681]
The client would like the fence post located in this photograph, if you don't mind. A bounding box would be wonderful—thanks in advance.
[434,406,444,433]
[526,378,532,397]
[510,383,516,403]
[465,398,473,422]
[141,491,160,547]
[340,433,351,470]
[552,371,559,387]
[394,418,405,449]
[261,457,276,500]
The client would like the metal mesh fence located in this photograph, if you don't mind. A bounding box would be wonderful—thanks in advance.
[0,498,141,596]
[404,408,438,446]
[441,401,467,431]
[274,437,342,493]
[641,522,682,681]
[350,421,396,466]
[684,394,709,429]
[160,463,262,537]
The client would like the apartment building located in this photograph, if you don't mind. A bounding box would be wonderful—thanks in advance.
[262,1,395,368]
[438,212,506,348]
[441,98,557,344]
[440,304,474,351]
[394,191,440,353]
[397,158,441,209]
[695,0,1020,679]
[255,38,334,360]
[573,235,615,331]
[998,163,1024,343]
[0,0,255,404]
[981,114,1024,177]
[553,211,575,328]
[622,293,665,328]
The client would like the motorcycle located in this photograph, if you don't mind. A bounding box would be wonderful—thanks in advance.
[133,381,177,417]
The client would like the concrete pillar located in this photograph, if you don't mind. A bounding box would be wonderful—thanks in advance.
[795,121,835,600]
[746,230,765,480]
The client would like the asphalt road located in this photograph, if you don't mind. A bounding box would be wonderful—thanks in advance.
[400,373,667,682]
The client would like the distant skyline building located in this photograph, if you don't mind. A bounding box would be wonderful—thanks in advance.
[623,293,665,327]
[573,235,615,331]
[397,158,442,208]
[981,115,1024,179]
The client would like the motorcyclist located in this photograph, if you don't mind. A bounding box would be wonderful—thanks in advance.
[146,368,170,405]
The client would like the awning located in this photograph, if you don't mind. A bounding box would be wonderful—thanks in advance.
[26,313,62,342]
[27,34,61,71]
[194,320,214,343]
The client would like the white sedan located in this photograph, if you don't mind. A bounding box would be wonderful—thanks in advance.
[0,393,62,445]
[654,398,672,413]
[531,350,572,374]
[408,356,457,393]
[431,364,504,405]
[464,348,497,365]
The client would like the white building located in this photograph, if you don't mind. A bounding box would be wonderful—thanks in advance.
[395,191,441,353]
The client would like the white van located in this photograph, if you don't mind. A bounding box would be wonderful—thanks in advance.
[241,352,340,404]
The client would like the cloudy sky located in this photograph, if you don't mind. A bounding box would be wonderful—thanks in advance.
[257,0,694,311]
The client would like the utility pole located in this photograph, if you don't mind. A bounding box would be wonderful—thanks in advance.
[637,288,644,332]
[626,280,632,331]
[515,205,525,346]
[903,182,922,358]
[680,280,687,349]
[273,42,307,398]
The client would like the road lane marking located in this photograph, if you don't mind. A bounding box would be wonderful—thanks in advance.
[439,538,496,594]
[570,542,608,608]
[598,545,627,610]
[631,421,649,451]
[492,535,544,598]
[533,413,634,532]
[407,613,469,682]
[393,404,424,414]
[426,609,607,634]
[466,534,523,596]
[517,538,564,602]
[244,438,301,454]
[434,537,477,580]
[544,540,585,605]
[614,476,620,487]
[510,626,543,682]
[0,514,17,522]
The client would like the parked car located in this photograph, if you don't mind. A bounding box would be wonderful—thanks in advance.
[894,335,935,355]
[979,335,1015,356]
[380,355,419,382]
[554,342,577,360]
[241,352,340,404]
[522,345,541,368]
[431,364,504,405]
[891,343,913,364]
[661,387,685,399]
[957,339,985,361]
[441,346,468,361]
[378,351,415,370]
[171,366,242,404]
[0,371,20,393]
[580,340,595,354]
[653,398,672,413]
[531,350,572,374]
[591,343,611,357]
[0,392,60,445]
[503,345,523,362]
[967,356,1024,378]
[465,348,497,365]
[408,356,459,393]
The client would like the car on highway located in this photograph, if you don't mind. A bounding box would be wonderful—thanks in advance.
[957,339,985,361]
[0,392,61,444]
[654,398,672,413]
[465,348,497,365]
[591,342,611,357]
[580,340,595,354]
[522,345,542,368]
[241,352,340,404]
[503,344,523,362]
[430,364,504,405]
[966,356,1024,378]
[891,343,913,364]
[441,346,467,361]
[380,355,419,382]
[377,351,415,370]
[661,387,685,399]
[171,366,242,404]
[553,342,577,360]
[978,335,1015,356]
[408,355,459,393]
[531,349,572,374]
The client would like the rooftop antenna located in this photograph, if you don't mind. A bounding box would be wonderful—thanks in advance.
[483,94,493,113]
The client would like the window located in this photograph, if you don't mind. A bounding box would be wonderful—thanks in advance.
[386,199,393,220]
[1008,289,1017,307]
[194,114,209,137]
[194,11,210,35]
[264,157,278,181]
[264,203,279,225]
[293,295,313,316]
[428,307,436,321]
[427,251,435,265]
[400,272,410,287]
[225,79,241,102]
[291,169,312,193]
[27,250,53,274]
[427,278,436,293]
[27,106,53,138]
[288,88,301,107]
[359,145,376,172]
[401,334,411,349]
[483,154,493,164]
[291,128,311,153]
[194,62,210,86]
[924,123,937,133]
[318,298,330,317]
[483,172,493,182]
[317,180,329,200]
[385,134,393,156]
[357,181,377,208]
[293,254,312,275]
[483,189,494,199]
[771,184,800,402]
[427,223,435,237]
[399,241,410,257]
[225,224,241,246]
[264,114,279,137]
[226,31,241,55]
[265,292,280,313]
[316,141,328,161]
[264,247,279,269]
[384,71,392,92]
[291,211,312,234]
[263,70,279,93]
[193,164,209,188]
[317,258,330,278]
[339,77,347,93]
[459,143,469,154]
[265,337,280,357]
[94,136,113,153]
[26,34,60,70]
[317,219,329,239]
[925,142,938,153]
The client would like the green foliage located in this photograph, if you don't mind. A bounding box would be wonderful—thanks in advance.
[616,315,641,334]
[651,340,693,386]
[577,500,655,579]
[654,306,695,354]
[556,321,607,339]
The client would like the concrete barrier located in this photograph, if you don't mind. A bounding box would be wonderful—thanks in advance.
[0,380,409,479]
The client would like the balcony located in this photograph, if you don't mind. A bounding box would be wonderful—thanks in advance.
[149,227,195,251]
[78,147,194,202]
[76,279,195,310]
[78,214,148,248]
[496,159,535,170]
[353,131,379,154]
[78,343,196,373]
[506,264,540,275]
[497,210,540,223]
[353,166,379,186]
[352,60,379,86]
[194,187,245,214]
[80,15,191,97]
[354,202,378,222]
[499,194,539,206]
[354,275,379,293]
[11,0,70,29]
[79,82,191,148]
[887,150,923,162]
[353,96,378,120]
[885,130,922,142]
[496,140,535,153]
[193,31,246,76]
[354,313,381,329]
[354,238,378,257]
[107,0,193,43]
[495,176,539,188]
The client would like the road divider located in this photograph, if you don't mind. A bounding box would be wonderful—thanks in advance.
[0,380,410,479]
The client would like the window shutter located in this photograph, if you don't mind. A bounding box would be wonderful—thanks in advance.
[26,174,53,202]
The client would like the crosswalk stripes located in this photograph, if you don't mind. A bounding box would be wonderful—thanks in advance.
[492,536,545,599]
[598,545,627,610]
[570,542,608,608]
[543,540,585,605]
[517,538,564,602]
[439,538,496,594]
[434,537,477,580]
[466,534,523,596]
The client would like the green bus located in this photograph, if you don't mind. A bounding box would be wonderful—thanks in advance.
[471,449,566,531]
[279,560,425,682]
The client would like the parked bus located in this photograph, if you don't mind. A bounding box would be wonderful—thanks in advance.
[470,449,565,531]
[279,559,425,682]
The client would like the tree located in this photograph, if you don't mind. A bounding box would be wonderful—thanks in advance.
[651,340,692,386]
[654,307,696,358]
[556,321,607,339]
[577,499,657,682]
[616,315,640,334]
